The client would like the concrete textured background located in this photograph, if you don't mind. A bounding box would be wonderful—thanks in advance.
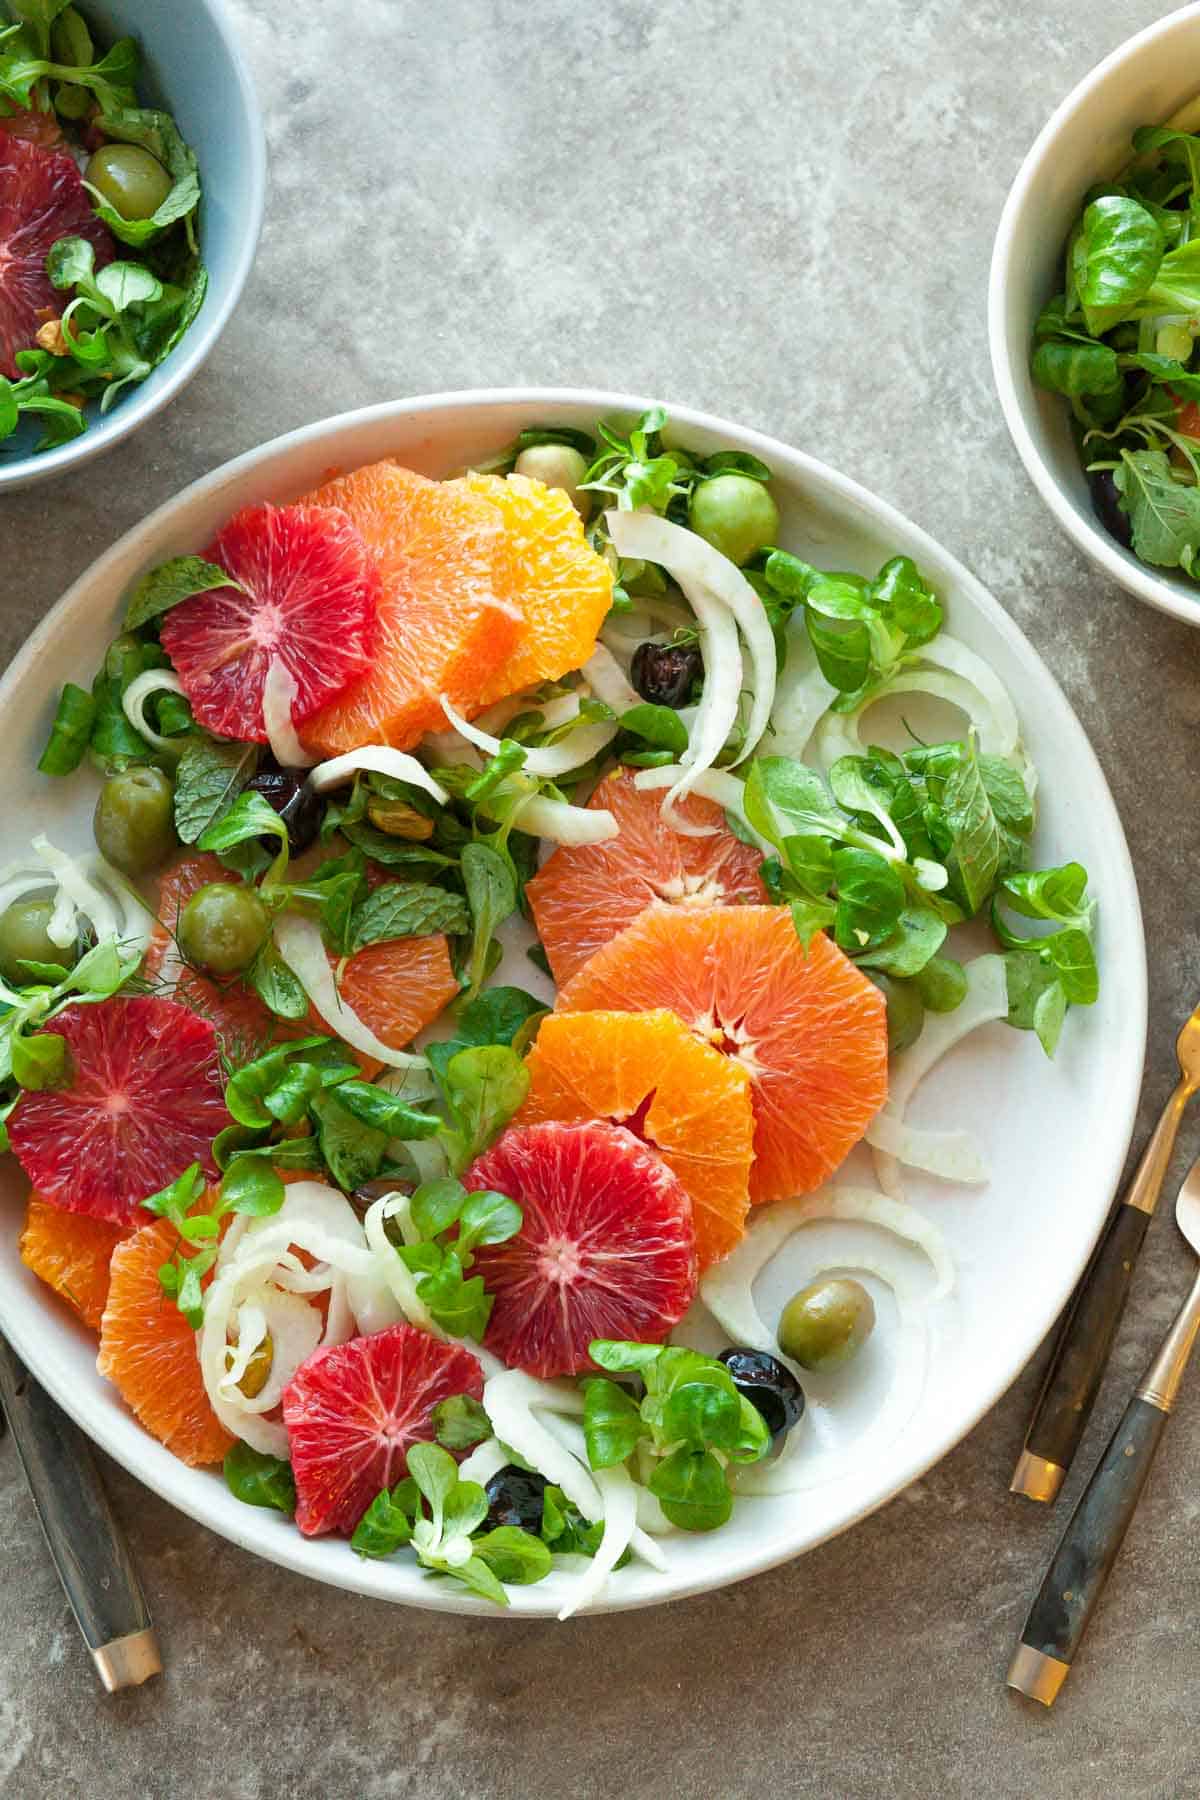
[3,1,1200,1794]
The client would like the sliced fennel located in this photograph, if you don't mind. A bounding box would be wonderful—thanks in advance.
[272,913,426,1070]
[121,668,187,756]
[439,691,617,779]
[872,954,1009,1201]
[262,657,315,769]
[308,746,448,805]
[606,509,776,762]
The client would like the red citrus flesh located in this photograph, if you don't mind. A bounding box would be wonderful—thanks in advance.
[464,1119,698,1378]
[8,997,229,1224]
[0,135,113,376]
[282,1322,484,1537]
[160,503,381,741]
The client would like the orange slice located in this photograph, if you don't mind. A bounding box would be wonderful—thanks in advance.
[97,1216,234,1466]
[557,905,888,1205]
[20,1195,128,1330]
[299,462,522,753]
[316,934,459,1054]
[526,767,768,985]
[519,1008,753,1269]
[451,470,612,706]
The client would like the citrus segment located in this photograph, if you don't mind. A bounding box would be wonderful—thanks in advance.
[526,767,768,984]
[98,1217,234,1466]
[314,934,459,1053]
[519,1008,753,1269]
[282,1322,484,1536]
[451,470,613,706]
[20,1195,128,1331]
[556,906,888,1205]
[0,135,113,377]
[298,462,522,753]
[8,998,229,1223]
[159,503,381,742]
[464,1119,698,1377]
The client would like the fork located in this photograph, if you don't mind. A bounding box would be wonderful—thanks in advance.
[1011,1003,1200,1503]
[1008,1150,1200,1704]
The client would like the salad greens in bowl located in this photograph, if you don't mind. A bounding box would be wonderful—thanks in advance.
[990,3,1200,625]
[0,0,264,491]
[0,391,1145,1615]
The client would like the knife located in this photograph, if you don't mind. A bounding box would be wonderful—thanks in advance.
[0,1335,161,1691]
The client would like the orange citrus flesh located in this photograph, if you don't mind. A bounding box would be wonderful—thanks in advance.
[20,1195,128,1331]
[526,768,768,986]
[97,1216,234,1467]
[312,934,459,1056]
[556,905,888,1205]
[450,471,613,707]
[299,462,523,754]
[519,1008,754,1270]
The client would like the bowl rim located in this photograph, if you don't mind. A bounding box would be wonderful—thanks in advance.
[988,0,1200,628]
[0,0,267,494]
[0,387,1149,1613]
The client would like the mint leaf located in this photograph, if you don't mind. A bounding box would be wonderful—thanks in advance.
[174,735,257,844]
[349,881,469,952]
[124,555,236,631]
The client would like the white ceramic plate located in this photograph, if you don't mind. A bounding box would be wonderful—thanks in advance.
[989,2,1200,626]
[0,390,1146,1614]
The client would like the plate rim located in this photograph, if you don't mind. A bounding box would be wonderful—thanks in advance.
[0,387,1149,1613]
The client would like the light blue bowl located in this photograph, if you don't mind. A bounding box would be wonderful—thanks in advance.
[0,0,265,491]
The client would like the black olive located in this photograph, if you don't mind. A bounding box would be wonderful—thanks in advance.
[717,1347,805,1440]
[484,1465,549,1533]
[348,1175,413,1225]
[630,640,703,709]
[245,757,322,855]
[1087,468,1134,551]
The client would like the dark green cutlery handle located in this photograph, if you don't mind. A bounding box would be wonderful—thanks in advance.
[1020,1203,1152,1493]
[0,1335,160,1687]
[1016,1395,1166,1693]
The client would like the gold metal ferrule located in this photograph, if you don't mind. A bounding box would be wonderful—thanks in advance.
[92,1627,162,1693]
[1009,1448,1066,1504]
[1007,1643,1070,1706]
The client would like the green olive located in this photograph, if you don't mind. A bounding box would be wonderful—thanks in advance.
[0,899,77,985]
[93,767,177,876]
[85,144,172,222]
[868,971,925,1053]
[51,6,94,66]
[688,473,780,566]
[178,883,269,976]
[513,444,591,518]
[778,1277,876,1372]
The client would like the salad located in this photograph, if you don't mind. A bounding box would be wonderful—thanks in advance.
[1031,108,1200,576]
[5,408,1100,1614]
[0,1,205,454]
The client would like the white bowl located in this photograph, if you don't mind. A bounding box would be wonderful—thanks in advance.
[989,2,1200,626]
[0,0,265,493]
[0,390,1147,1614]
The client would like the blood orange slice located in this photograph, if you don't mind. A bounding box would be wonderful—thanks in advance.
[20,1194,128,1331]
[556,906,888,1205]
[282,1322,484,1536]
[0,135,113,376]
[464,1119,698,1378]
[526,768,767,985]
[8,997,229,1224]
[450,470,613,706]
[519,1009,753,1270]
[97,1217,233,1466]
[299,462,522,755]
[160,503,381,742]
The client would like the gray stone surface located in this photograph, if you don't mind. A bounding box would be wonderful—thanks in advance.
[3,0,1200,1793]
